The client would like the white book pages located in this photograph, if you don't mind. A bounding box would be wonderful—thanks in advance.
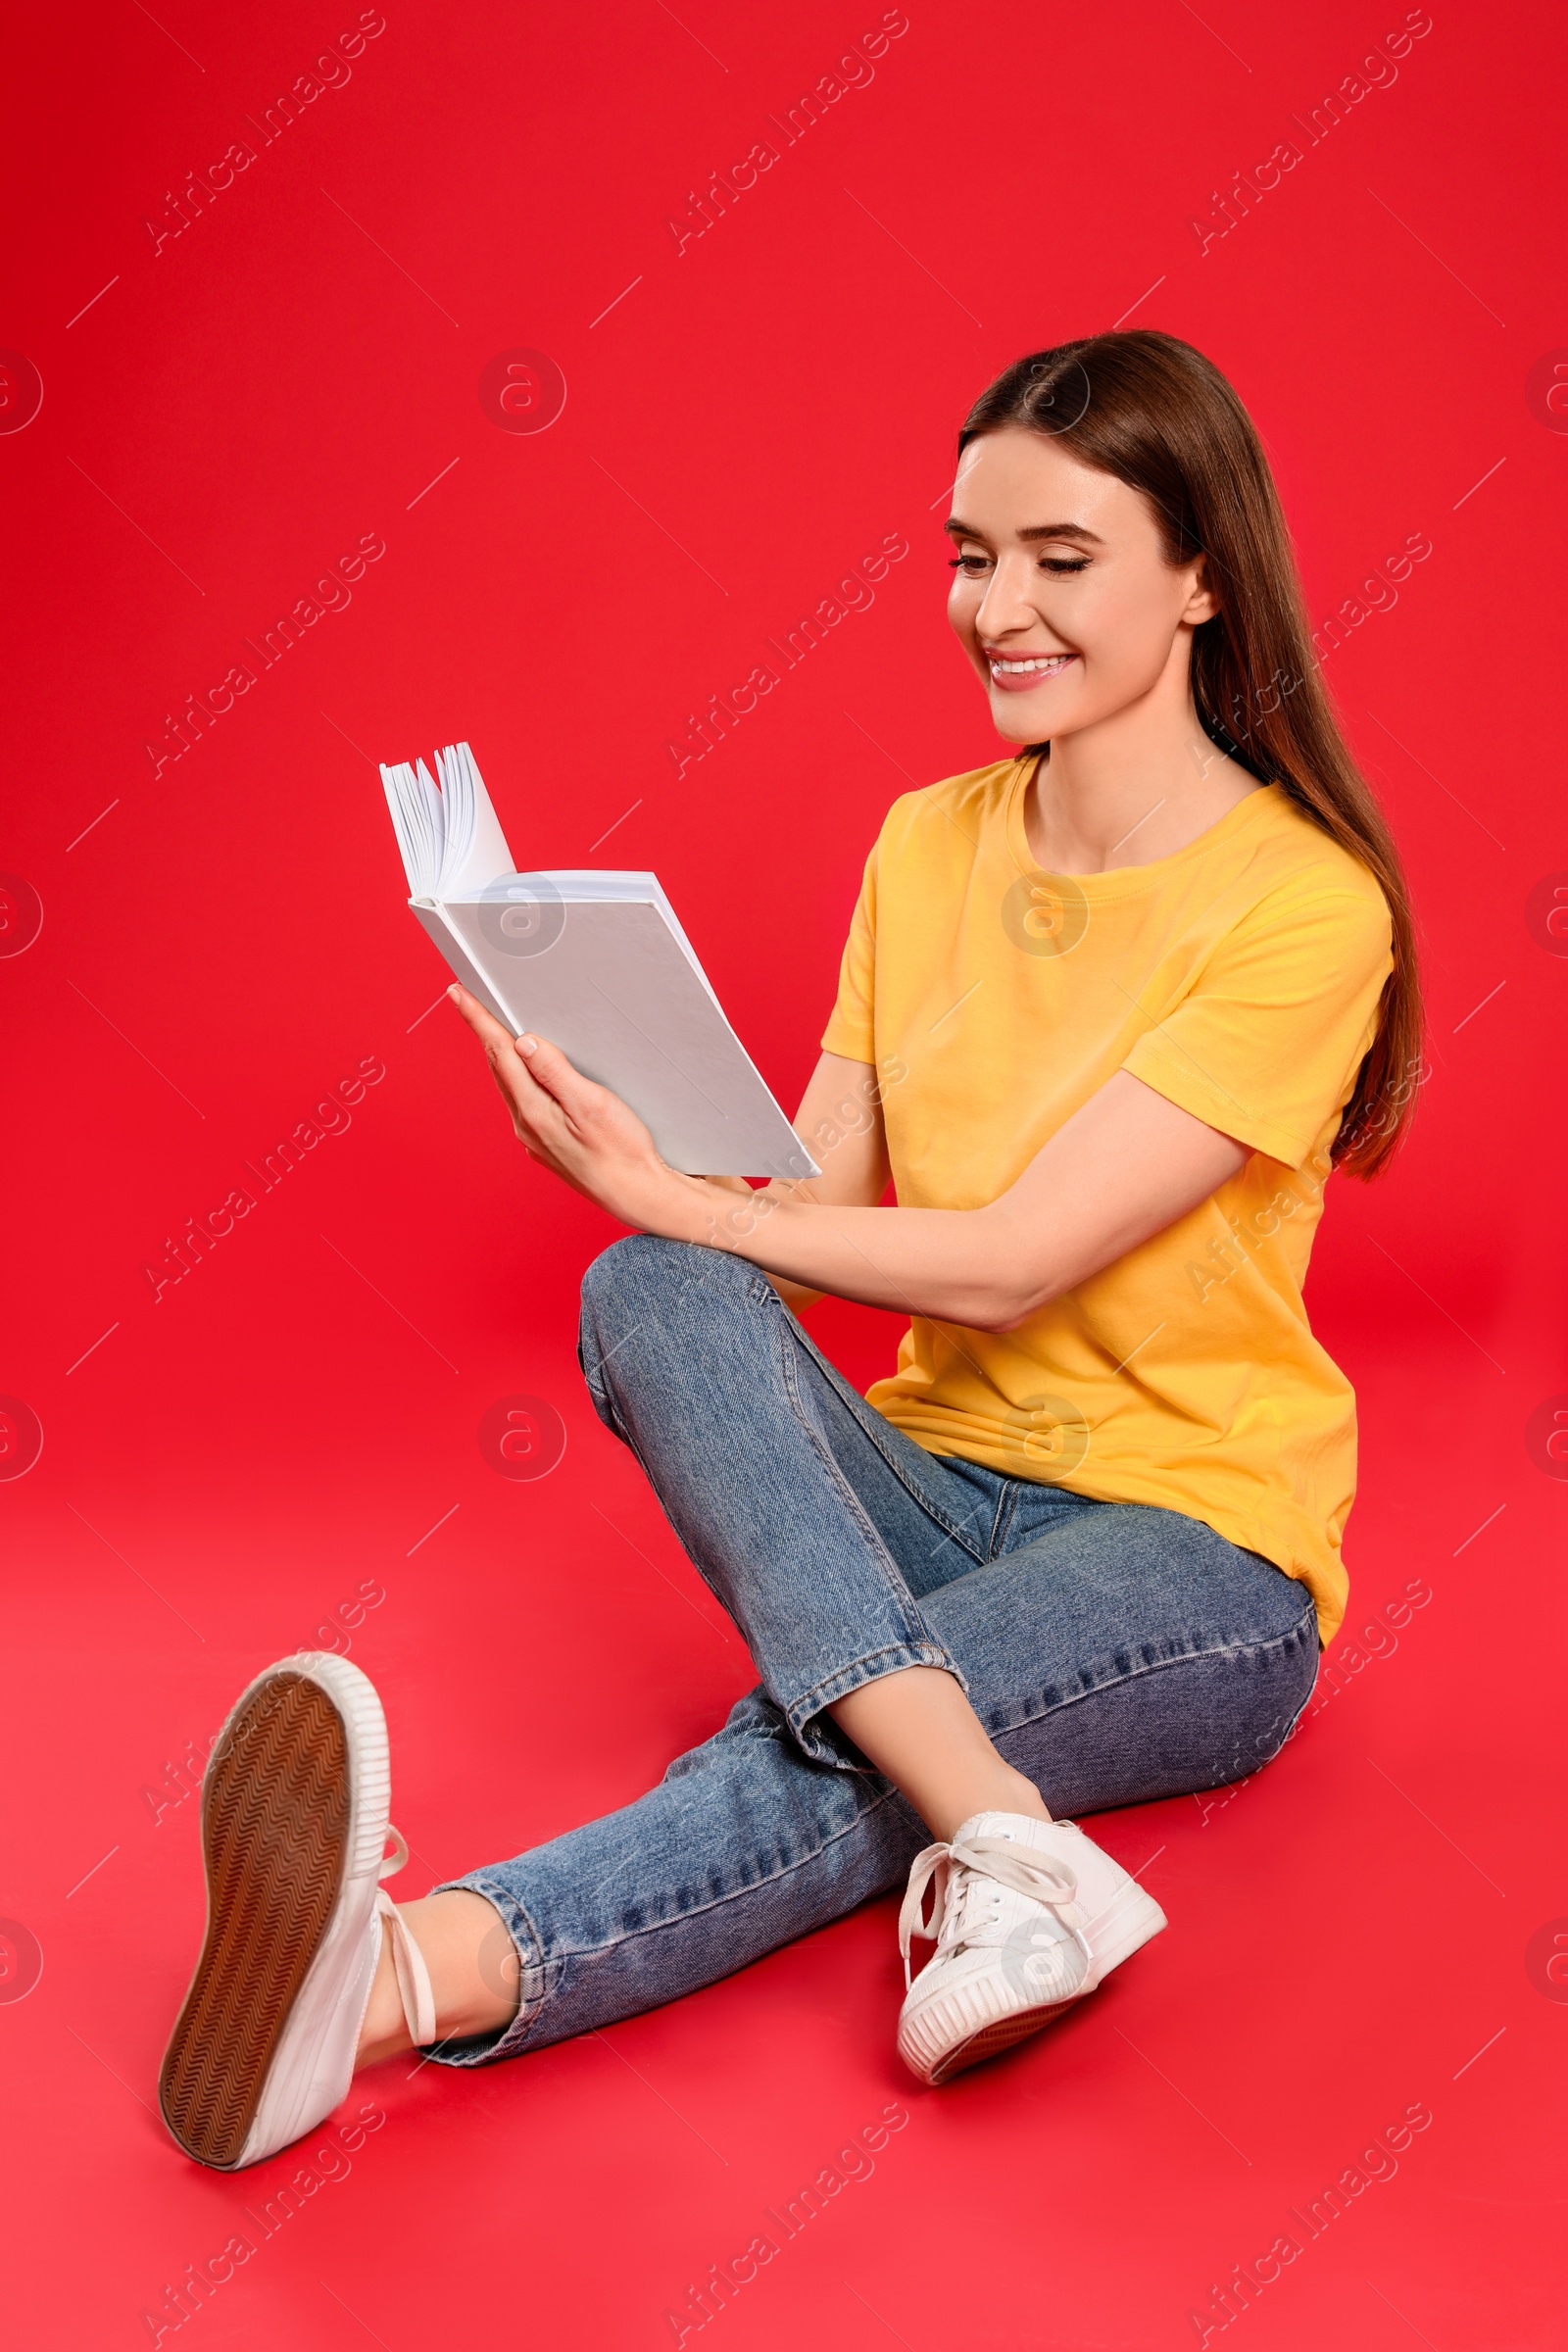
[379,741,514,898]
[433,742,469,883]
[415,759,443,883]
[379,760,427,892]
[435,741,508,894]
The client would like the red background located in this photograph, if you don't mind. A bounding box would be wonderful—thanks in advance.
[2,2,1564,2345]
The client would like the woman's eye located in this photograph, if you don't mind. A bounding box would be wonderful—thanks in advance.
[946,552,1090,575]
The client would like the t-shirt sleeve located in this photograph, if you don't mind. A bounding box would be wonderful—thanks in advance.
[820,840,880,1064]
[1121,884,1394,1167]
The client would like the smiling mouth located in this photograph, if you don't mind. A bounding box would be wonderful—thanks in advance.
[986,651,1077,688]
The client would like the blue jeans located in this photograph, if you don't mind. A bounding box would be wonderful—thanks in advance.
[433,1237,1319,2066]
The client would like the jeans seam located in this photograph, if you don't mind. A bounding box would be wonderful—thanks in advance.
[774,1315,957,1687]
[989,1480,1020,1560]
[987,1607,1320,1749]
[776,1300,988,1563]
[457,1779,914,2014]
[1275,1607,1322,1742]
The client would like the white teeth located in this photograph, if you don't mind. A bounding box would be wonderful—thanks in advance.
[991,655,1070,675]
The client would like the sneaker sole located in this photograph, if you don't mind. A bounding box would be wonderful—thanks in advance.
[923,1993,1081,2085]
[158,1655,387,2169]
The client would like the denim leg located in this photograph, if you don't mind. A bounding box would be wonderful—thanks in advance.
[433,1528,1314,2067]
[431,1235,1319,2066]
[432,1691,931,2066]
[573,1234,994,1764]
[921,1498,1321,1816]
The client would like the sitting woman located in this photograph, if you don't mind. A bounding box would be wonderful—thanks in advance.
[158,328,1419,2172]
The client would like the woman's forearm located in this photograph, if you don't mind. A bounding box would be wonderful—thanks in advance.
[662,1180,1033,1330]
[649,1069,1250,1328]
[443,996,1247,1331]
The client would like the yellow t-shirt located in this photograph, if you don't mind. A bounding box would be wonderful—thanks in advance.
[820,756,1395,1645]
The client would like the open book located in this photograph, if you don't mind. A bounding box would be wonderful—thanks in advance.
[379,741,818,1180]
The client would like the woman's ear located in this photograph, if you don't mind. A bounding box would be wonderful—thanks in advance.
[1182,553,1221,626]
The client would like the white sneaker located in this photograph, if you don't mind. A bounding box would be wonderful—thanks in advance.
[897,1810,1167,2085]
[159,1652,435,2170]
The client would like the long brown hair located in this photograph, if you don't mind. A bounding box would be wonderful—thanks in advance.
[958,330,1422,1177]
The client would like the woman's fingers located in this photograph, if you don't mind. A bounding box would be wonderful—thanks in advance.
[445,982,513,1051]
[491,1041,567,1153]
[447,987,578,1115]
[445,981,665,1197]
[507,1031,598,1122]
[446,987,560,1146]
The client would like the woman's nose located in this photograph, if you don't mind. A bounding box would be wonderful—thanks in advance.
[973,553,1042,640]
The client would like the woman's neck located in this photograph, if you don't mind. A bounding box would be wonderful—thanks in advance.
[1020,677,1259,876]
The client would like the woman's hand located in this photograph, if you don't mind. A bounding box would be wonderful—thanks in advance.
[446,984,696,1233]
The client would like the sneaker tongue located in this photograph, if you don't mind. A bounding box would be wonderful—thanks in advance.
[956,1809,1055,1850]
[946,1812,1069,1952]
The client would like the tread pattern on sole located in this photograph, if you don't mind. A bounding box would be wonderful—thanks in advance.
[159,1673,350,2169]
[926,1997,1076,2084]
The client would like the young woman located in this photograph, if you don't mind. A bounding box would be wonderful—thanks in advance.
[160,330,1419,2171]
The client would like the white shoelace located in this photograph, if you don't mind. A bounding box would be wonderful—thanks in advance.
[375,1825,437,2045]
[899,1834,1085,1991]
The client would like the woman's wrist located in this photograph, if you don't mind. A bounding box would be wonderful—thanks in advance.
[628,1166,798,1260]
[619,1163,735,1250]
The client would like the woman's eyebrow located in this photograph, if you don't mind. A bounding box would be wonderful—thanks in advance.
[943,517,1106,546]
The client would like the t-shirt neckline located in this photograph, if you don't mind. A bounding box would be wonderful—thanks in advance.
[1003,753,1279,898]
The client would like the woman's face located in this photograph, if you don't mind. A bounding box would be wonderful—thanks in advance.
[945,425,1216,745]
